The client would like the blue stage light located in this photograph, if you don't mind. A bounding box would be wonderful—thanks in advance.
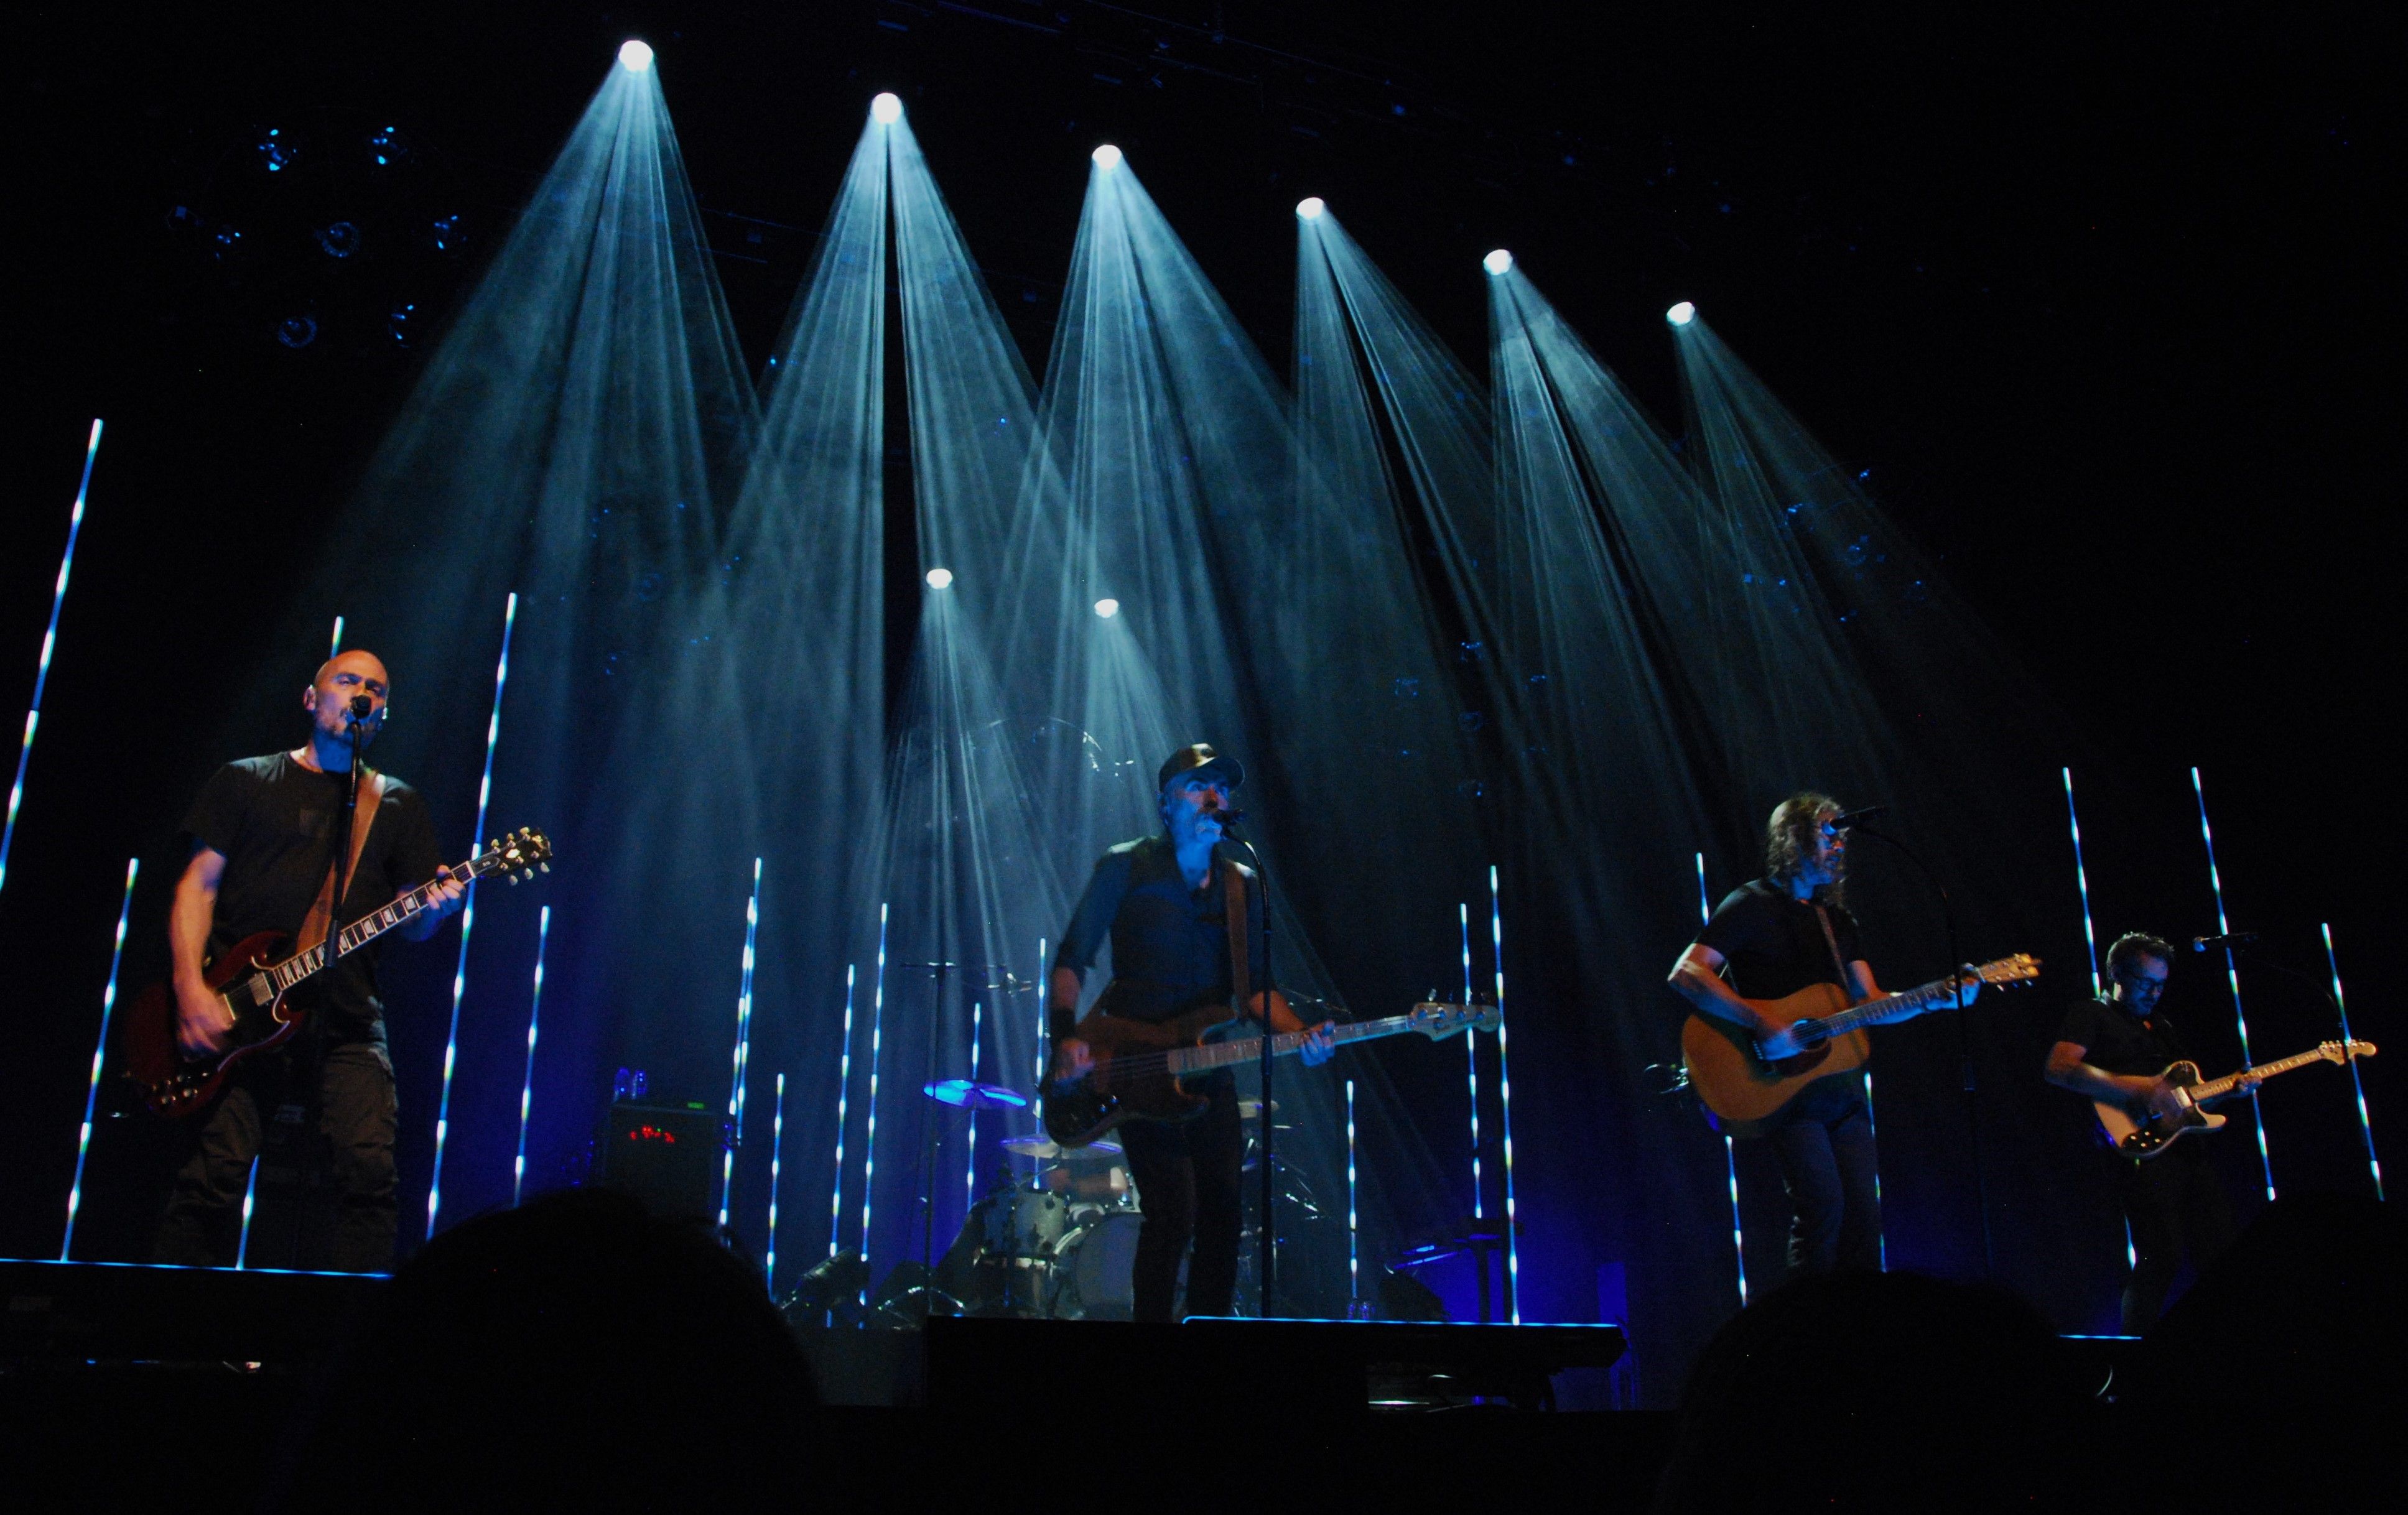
[1667,301,1696,325]
[1093,598,1120,619]
[368,126,408,167]
[619,40,654,72]
[1092,144,1123,171]
[925,567,954,588]
[275,316,317,349]
[256,129,295,174]
[315,221,361,258]
[1483,249,1513,276]
[430,215,462,253]
[871,93,903,124]
[1296,197,1326,220]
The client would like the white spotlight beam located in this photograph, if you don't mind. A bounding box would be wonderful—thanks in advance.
[619,39,654,71]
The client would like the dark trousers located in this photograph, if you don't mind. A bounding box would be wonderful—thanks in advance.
[1761,1074,1884,1280]
[2116,1139,2235,1332]
[1118,1076,1243,1323]
[154,1033,399,1273]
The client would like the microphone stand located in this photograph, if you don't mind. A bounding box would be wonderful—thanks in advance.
[1846,820,1996,1279]
[1216,820,1276,1318]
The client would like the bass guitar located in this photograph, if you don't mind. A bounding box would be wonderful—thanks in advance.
[123,827,552,1117]
[2094,1039,2376,1159]
[1682,954,2040,1136]
[1043,999,1495,1147]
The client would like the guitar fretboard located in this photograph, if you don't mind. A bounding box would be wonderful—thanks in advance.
[2192,1044,2359,1102]
[1167,1014,1409,1074]
[1818,974,1974,1039]
[266,853,500,993]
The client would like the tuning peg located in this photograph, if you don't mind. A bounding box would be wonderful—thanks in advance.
[538,863,550,873]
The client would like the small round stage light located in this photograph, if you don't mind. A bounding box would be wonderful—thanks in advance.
[1092,144,1123,171]
[1483,249,1513,276]
[1094,598,1120,619]
[871,93,903,124]
[619,40,654,72]
[1667,301,1697,325]
[925,567,954,588]
[1296,197,1326,220]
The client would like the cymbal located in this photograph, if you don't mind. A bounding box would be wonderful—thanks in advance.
[923,1079,1032,1111]
[1002,1134,1123,1161]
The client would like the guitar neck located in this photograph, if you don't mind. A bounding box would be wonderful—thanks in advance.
[2192,1047,2332,1102]
[1822,974,1966,1037]
[268,856,488,993]
[1168,1014,1408,1075]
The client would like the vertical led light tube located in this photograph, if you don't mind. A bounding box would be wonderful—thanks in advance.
[1033,937,1049,1098]
[328,616,345,659]
[2062,768,2102,996]
[512,904,551,1207]
[62,856,138,1258]
[964,999,983,1223]
[427,591,517,1239]
[829,963,857,1260]
[2322,924,2382,1199]
[1489,865,1520,1323]
[859,902,889,1310]
[721,857,764,1228]
[2192,767,2275,1200]
[1460,902,1481,1219]
[2,418,103,901]
[1698,851,1746,1308]
[1346,1078,1359,1307]
[766,1072,788,1292]
[1861,1070,1889,1270]
[236,1159,260,1269]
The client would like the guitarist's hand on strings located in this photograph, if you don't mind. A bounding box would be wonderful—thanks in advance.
[1050,1037,1095,1085]
[1299,1022,1337,1066]
[174,981,235,1060]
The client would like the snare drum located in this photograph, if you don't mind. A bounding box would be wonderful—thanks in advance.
[983,1187,1067,1258]
[1050,1210,1145,1320]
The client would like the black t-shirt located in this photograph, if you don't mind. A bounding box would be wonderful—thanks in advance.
[2055,996,2190,1079]
[1053,835,1268,1026]
[182,753,445,1025]
[1693,879,1865,1002]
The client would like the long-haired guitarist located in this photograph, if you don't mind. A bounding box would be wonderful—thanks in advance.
[1668,794,1973,1280]
[1046,743,1334,1322]
[152,650,464,1271]
[2043,932,2249,1331]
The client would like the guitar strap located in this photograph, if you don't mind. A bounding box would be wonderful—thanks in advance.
[1222,851,1254,1024]
[1810,903,1855,1001]
[300,769,385,956]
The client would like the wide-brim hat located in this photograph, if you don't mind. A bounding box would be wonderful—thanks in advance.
[1156,742,1244,795]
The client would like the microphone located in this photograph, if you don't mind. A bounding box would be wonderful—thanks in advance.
[347,693,374,722]
[1204,807,1247,827]
[1831,806,1889,831]
[2193,932,2257,952]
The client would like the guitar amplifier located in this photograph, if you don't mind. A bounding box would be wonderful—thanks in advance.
[597,1103,729,1223]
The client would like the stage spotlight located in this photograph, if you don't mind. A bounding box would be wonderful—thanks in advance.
[1092,144,1123,171]
[276,315,318,349]
[871,93,903,124]
[315,221,361,258]
[1667,300,1697,325]
[1094,598,1120,619]
[1483,249,1513,276]
[619,39,654,72]
[925,567,954,588]
[1296,197,1325,220]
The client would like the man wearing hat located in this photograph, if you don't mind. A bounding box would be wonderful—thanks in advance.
[1048,743,1335,1322]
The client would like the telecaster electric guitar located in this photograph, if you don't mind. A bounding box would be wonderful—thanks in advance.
[123,827,553,1117]
[2093,1039,2376,1159]
[1043,999,1497,1147]
[1681,954,2041,1136]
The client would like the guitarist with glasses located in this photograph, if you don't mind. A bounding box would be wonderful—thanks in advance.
[152,649,465,1272]
[2044,932,2249,1331]
[1669,794,1963,1281]
[1046,743,1334,1322]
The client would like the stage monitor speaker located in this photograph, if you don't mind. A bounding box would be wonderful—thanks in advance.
[596,1103,727,1223]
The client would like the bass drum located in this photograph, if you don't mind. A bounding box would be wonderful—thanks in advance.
[1051,1212,1145,1320]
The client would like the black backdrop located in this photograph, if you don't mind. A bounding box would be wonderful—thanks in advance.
[1,2,2390,1387]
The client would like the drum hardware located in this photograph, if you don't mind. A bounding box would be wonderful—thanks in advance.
[1000,1134,1123,1162]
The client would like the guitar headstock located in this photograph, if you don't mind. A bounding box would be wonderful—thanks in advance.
[2318,1039,2378,1064]
[479,825,554,885]
[1971,953,2042,989]
[1408,1001,1499,1040]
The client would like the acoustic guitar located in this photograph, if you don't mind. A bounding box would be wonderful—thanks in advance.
[122,827,552,1117]
[1681,954,2040,1136]
[2093,1039,2376,1159]
[1043,998,1495,1147]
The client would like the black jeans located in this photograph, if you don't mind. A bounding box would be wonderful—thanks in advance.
[1118,1074,1243,1322]
[154,1031,399,1272]
[2116,1139,2234,1332]
[1760,1073,1883,1280]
